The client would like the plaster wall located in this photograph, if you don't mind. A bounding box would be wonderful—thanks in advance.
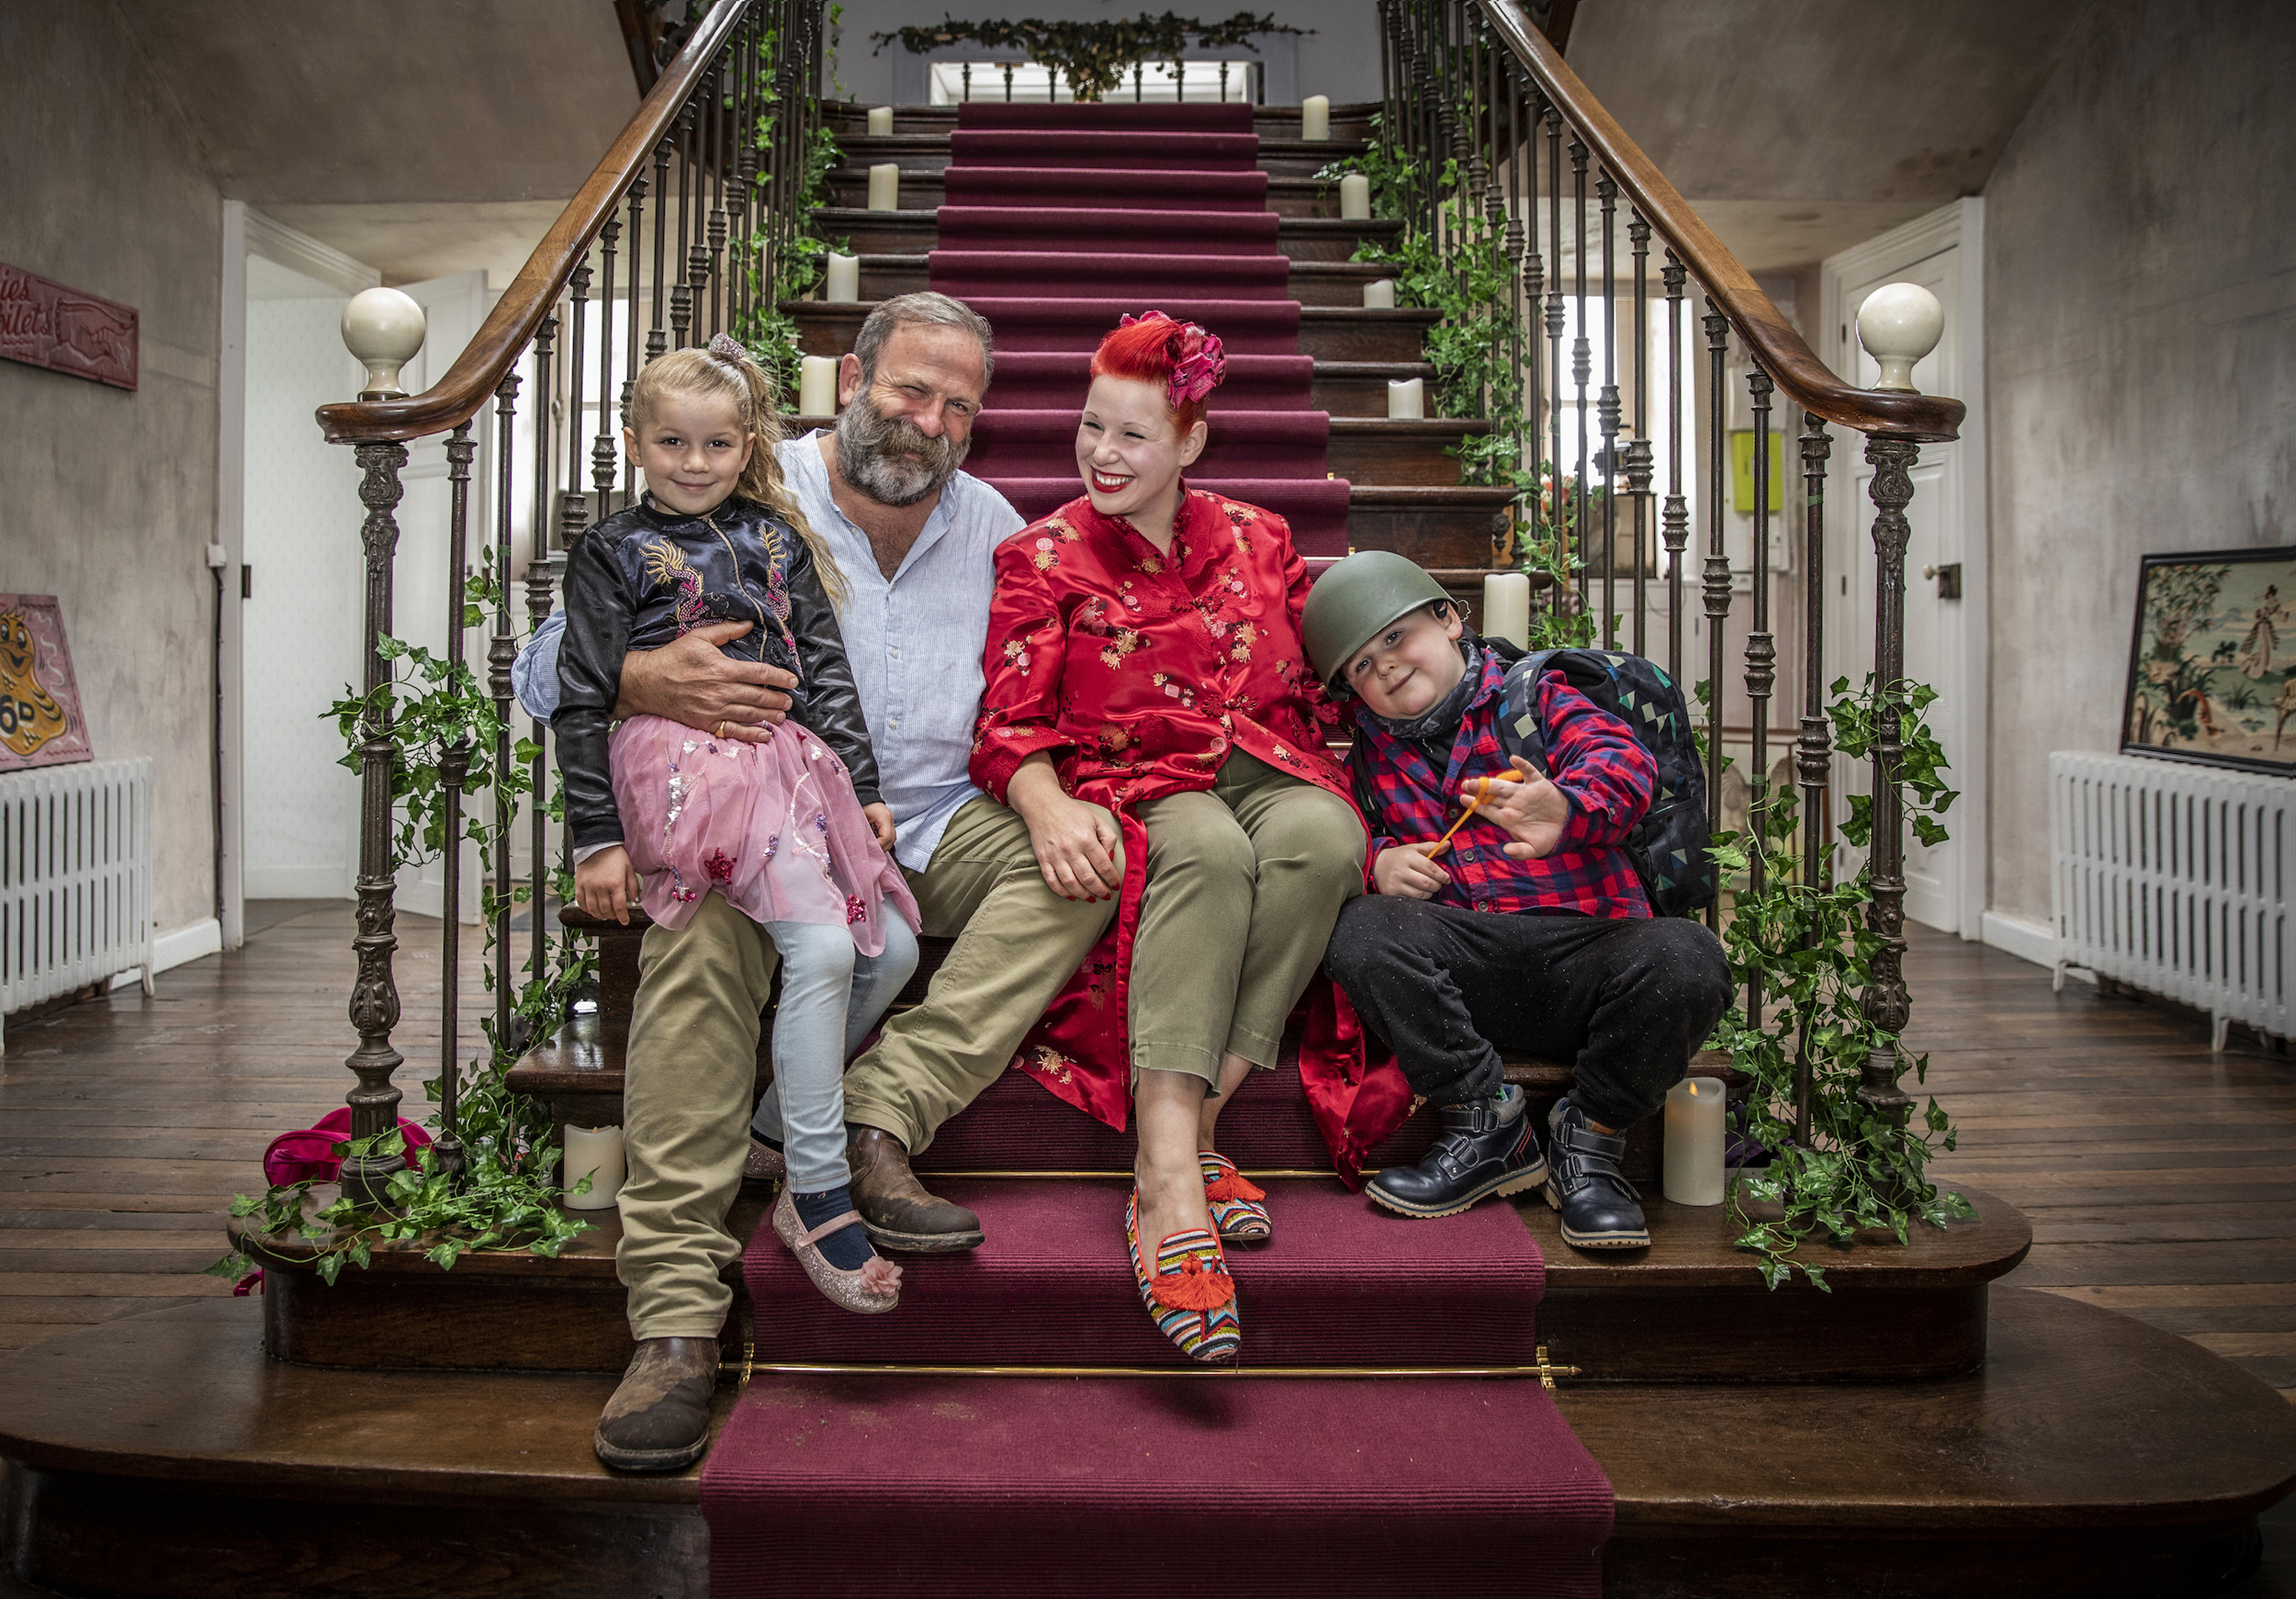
[828,0,1379,107]
[1984,0,2296,926]
[0,1,224,938]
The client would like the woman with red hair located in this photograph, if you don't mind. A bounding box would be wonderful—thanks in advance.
[970,312,1407,1361]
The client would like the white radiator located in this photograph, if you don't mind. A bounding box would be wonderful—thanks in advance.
[0,757,153,1049]
[2051,750,2293,1049]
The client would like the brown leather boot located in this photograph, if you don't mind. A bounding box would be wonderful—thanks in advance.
[848,1126,984,1253]
[594,1336,719,1473]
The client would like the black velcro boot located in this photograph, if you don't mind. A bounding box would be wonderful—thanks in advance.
[1366,1086,1548,1219]
[1543,1096,1650,1249]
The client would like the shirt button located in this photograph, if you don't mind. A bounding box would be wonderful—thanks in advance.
[890,646,900,658]
[891,719,901,729]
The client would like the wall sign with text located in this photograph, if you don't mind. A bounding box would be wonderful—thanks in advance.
[0,264,137,391]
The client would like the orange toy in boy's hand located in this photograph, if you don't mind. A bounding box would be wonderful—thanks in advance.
[1428,756,1573,862]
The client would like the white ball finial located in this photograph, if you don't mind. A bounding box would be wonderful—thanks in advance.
[1856,282,1944,394]
[342,287,426,401]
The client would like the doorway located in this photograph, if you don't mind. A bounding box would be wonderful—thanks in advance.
[1820,199,1989,940]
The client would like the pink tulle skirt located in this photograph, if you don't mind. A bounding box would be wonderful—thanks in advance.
[609,715,920,956]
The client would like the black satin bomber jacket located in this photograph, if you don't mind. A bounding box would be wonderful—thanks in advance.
[554,493,882,851]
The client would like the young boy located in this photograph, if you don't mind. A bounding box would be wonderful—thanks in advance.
[1301,553,1732,1249]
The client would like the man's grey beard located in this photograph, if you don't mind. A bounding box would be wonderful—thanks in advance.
[834,387,968,508]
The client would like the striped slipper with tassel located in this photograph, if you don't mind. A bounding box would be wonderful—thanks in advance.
[1125,1188,1241,1364]
[1199,1149,1271,1243]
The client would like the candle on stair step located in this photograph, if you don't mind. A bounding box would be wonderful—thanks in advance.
[1363,278,1396,310]
[798,355,840,417]
[1482,571,1530,649]
[825,253,860,303]
[867,162,900,212]
[1662,1077,1727,1207]
[563,1125,626,1210]
[866,105,894,136]
[1301,94,1331,141]
[1339,172,1371,220]
[1386,376,1424,419]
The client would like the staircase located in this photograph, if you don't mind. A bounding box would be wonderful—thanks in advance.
[6,4,2296,1595]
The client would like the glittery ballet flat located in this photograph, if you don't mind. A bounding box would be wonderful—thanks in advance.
[744,1135,786,1184]
[1126,1187,1240,1364]
[1199,1149,1272,1243]
[772,1189,902,1314]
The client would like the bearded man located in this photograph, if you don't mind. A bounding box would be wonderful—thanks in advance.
[516,293,1125,1471]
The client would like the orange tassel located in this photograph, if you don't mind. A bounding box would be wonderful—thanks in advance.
[1150,1252,1236,1311]
[1204,1171,1266,1203]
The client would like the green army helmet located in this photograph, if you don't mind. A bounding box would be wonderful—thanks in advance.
[1301,551,1452,687]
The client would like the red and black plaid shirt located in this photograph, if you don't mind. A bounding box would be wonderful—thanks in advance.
[1350,646,1655,919]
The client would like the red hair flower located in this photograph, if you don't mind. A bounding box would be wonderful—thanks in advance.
[1116,310,1227,412]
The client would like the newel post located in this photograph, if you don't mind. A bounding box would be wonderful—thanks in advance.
[1853,282,1945,1124]
[338,287,426,1204]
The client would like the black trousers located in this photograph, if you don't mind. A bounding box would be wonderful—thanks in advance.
[1324,896,1733,1128]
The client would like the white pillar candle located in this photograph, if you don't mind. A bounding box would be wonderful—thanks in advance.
[798,354,839,417]
[866,105,894,136]
[866,162,900,212]
[1482,571,1530,649]
[1362,278,1396,310]
[1300,94,1331,141]
[1662,1077,1727,1206]
[562,1124,626,1211]
[825,252,860,303]
[1386,376,1424,419]
[1339,171,1371,220]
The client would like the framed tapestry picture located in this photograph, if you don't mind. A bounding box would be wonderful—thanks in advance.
[0,594,93,769]
[2122,547,2296,775]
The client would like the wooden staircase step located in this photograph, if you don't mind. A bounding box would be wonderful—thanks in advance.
[1314,358,1439,415]
[789,299,1439,365]
[826,169,1352,219]
[817,208,1400,263]
[818,102,1383,142]
[9,1287,2287,1598]
[1327,416,1493,484]
[831,133,1367,182]
[839,256,1402,308]
[221,1174,2026,1384]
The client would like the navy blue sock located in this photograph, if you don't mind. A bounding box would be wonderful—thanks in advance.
[791,1185,873,1271]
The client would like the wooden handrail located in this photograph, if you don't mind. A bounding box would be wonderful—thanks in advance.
[1480,0,1964,443]
[316,0,752,445]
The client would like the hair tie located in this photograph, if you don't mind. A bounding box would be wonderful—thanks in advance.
[1119,309,1227,410]
[707,332,752,366]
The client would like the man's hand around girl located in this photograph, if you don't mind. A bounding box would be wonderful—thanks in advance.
[618,620,796,744]
[576,845,645,925]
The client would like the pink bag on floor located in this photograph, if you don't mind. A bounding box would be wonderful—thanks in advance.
[262,1107,435,1188]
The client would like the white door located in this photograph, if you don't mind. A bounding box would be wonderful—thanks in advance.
[1822,201,1988,939]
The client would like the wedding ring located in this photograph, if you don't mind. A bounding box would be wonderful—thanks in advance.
[717,720,730,738]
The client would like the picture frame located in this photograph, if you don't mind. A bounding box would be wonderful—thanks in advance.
[2122,546,2296,775]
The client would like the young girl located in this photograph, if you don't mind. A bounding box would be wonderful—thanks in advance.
[556,333,920,1316]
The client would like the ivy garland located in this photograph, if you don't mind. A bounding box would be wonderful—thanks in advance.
[208,555,596,1287]
[873,12,1310,103]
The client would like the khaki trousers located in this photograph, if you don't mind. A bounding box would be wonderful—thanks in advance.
[840,794,1123,1153]
[1129,753,1366,1085]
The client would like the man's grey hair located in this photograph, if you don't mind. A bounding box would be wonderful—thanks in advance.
[853,292,996,390]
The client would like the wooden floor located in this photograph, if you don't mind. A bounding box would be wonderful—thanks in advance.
[3,903,2293,1591]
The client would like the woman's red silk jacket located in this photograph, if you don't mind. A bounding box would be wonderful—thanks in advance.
[969,485,1412,1182]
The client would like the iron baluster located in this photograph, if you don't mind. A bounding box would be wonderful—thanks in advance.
[1744,362,1775,1026]
[563,266,591,551]
[1544,106,1564,594]
[1701,296,1732,930]
[1003,62,1014,102]
[1570,137,1589,614]
[594,219,622,507]
[1661,252,1689,685]
[623,178,647,508]
[432,421,476,1187]
[1627,212,1651,658]
[343,440,410,1207]
[495,358,526,1052]
[671,101,697,350]
[1796,410,1834,1145]
[707,58,729,341]
[1859,436,1922,1125]
[1596,171,1618,648]
[648,136,672,367]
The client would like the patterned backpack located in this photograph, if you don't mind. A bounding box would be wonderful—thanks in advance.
[1493,646,1717,918]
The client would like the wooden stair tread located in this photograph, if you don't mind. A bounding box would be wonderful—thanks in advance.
[5,1289,2291,1598]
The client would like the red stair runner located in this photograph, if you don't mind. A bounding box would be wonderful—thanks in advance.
[743,1178,1543,1369]
[706,1369,1611,1598]
[931,102,1352,553]
[700,103,1609,1596]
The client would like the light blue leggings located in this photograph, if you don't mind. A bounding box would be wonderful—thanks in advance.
[748,917,920,1193]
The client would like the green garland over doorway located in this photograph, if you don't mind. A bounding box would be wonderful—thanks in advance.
[873,12,1310,103]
